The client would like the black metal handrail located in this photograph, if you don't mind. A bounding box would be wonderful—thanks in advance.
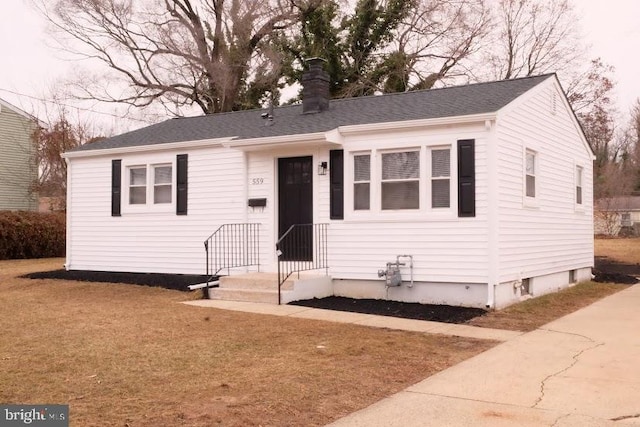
[276,223,328,304]
[204,223,260,286]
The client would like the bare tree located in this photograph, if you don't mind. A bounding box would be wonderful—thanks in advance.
[34,0,299,115]
[387,0,490,91]
[594,162,636,235]
[485,0,583,80]
[281,0,490,98]
[31,103,106,210]
[626,99,640,192]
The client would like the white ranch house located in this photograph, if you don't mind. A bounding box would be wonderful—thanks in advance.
[64,62,594,309]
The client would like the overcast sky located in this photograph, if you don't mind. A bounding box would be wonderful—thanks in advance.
[1,1,639,131]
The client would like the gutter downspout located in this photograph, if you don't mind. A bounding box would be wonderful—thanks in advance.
[486,119,499,309]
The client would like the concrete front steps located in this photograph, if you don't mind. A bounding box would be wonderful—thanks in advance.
[206,272,333,304]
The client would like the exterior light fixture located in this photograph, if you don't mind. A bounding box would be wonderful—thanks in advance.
[318,161,328,175]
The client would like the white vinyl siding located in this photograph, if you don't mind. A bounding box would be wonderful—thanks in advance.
[333,124,490,284]
[496,81,593,283]
[67,146,245,274]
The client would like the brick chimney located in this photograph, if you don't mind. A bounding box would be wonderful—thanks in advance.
[302,58,330,114]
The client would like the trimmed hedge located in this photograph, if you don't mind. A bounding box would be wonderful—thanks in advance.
[0,211,66,260]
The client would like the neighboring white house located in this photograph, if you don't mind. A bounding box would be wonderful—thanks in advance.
[595,196,640,236]
[0,98,38,211]
[63,61,594,309]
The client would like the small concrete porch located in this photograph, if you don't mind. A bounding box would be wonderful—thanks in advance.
[206,272,333,304]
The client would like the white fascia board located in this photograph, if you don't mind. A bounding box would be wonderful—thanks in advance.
[332,113,498,138]
[62,136,237,159]
[223,132,338,151]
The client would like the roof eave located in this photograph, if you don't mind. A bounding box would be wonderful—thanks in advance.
[63,136,238,159]
[226,113,499,150]
[331,112,498,137]
[223,132,337,151]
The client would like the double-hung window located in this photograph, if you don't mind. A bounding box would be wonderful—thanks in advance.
[575,166,583,205]
[129,167,147,204]
[154,165,173,204]
[525,150,536,198]
[353,154,371,210]
[381,151,420,210]
[127,164,173,206]
[431,148,451,208]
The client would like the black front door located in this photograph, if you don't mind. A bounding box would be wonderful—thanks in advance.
[278,156,313,261]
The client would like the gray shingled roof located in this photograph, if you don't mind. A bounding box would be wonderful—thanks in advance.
[73,74,554,152]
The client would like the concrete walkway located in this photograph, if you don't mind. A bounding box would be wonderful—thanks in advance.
[328,284,640,426]
[182,299,522,342]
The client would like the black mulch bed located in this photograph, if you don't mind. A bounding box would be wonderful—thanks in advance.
[23,269,210,292]
[593,257,640,284]
[20,257,638,323]
[291,296,487,323]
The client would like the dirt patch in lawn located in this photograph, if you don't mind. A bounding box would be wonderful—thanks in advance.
[24,268,210,291]
[292,297,486,323]
[1,259,495,427]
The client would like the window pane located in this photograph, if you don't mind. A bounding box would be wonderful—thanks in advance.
[130,168,146,185]
[432,149,450,177]
[526,175,536,197]
[432,179,450,208]
[576,166,583,186]
[130,187,146,204]
[154,185,171,204]
[526,152,535,174]
[354,155,370,182]
[354,183,370,210]
[382,181,419,210]
[576,187,582,205]
[382,152,419,180]
[154,166,172,184]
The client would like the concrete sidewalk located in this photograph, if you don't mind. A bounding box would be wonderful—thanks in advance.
[182,299,522,342]
[328,284,640,426]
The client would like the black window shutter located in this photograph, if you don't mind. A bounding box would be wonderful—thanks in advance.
[457,139,475,217]
[176,154,188,215]
[329,150,344,220]
[111,159,121,217]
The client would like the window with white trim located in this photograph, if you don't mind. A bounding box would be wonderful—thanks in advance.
[353,154,370,210]
[525,150,536,198]
[381,151,420,210]
[127,163,173,206]
[129,167,147,204]
[431,148,451,208]
[153,165,173,204]
[575,165,583,205]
